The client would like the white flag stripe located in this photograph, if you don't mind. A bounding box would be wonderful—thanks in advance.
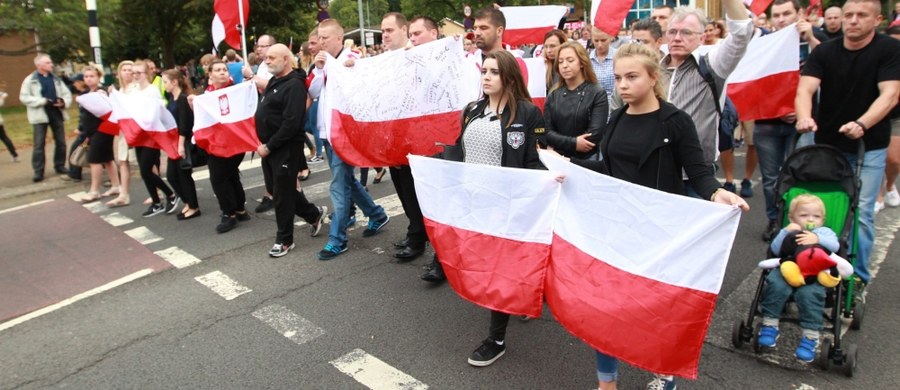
[192,81,258,129]
[539,151,740,294]
[330,349,429,390]
[211,14,226,48]
[76,92,112,118]
[522,58,548,99]
[109,89,176,133]
[499,5,568,29]
[409,155,559,244]
[726,26,799,84]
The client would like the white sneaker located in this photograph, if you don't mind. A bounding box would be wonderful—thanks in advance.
[886,187,900,207]
[874,201,885,214]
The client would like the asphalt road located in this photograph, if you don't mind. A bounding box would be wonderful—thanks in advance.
[1,150,898,390]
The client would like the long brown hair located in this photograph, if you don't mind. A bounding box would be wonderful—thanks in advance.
[551,42,598,92]
[484,51,531,127]
[162,69,193,95]
[542,29,568,87]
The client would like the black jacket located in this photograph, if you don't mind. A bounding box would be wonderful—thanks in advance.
[573,99,721,199]
[543,81,608,159]
[255,68,308,152]
[443,97,544,170]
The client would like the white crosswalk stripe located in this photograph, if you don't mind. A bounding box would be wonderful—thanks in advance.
[124,226,163,245]
[330,349,429,390]
[252,304,326,345]
[101,212,133,227]
[154,246,202,269]
[194,271,252,300]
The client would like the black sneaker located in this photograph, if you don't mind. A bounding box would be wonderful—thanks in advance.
[268,242,295,258]
[467,338,506,367]
[235,211,251,222]
[762,219,779,242]
[165,196,181,215]
[740,179,754,198]
[255,196,274,213]
[216,214,238,233]
[317,242,348,261]
[310,206,327,237]
[362,215,390,237]
[723,182,736,193]
[142,203,166,217]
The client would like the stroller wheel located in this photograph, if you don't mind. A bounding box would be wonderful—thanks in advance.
[751,322,762,354]
[732,320,746,348]
[850,299,865,331]
[818,341,833,370]
[844,344,858,378]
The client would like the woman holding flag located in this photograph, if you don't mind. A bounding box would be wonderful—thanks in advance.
[78,65,120,203]
[442,50,544,368]
[162,69,201,220]
[105,61,134,208]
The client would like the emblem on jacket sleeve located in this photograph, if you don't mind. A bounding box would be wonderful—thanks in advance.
[507,131,524,149]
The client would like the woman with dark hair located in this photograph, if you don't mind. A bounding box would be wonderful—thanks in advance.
[162,69,201,220]
[542,29,569,92]
[543,41,608,159]
[443,50,545,368]
[78,65,121,202]
[190,60,250,232]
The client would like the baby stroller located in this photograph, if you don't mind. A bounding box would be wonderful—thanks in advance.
[731,141,865,377]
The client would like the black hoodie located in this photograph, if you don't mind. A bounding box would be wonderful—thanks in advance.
[255,68,308,151]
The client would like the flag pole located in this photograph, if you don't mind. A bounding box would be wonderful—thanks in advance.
[237,0,248,60]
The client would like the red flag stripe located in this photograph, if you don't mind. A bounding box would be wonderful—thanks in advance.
[118,119,180,157]
[593,0,637,37]
[546,234,717,379]
[193,119,258,158]
[98,113,119,136]
[425,217,549,318]
[330,110,462,167]
[727,71,798,121]
[505,27,557,47]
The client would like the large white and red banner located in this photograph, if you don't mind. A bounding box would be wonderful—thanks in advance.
[499,6,568,47]
[108,90,179,157]
[75,92,119,136]
[591,0,637,37]
[324,37,481,167]
[212,0,249,50]
[726,25,800,121]
[191,81,259,158]
[409,151,742,379]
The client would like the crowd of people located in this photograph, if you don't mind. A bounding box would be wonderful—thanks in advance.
[11,0,900,387]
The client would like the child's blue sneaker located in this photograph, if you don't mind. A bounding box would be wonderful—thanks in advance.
[757,325,779,348]
[795,336,819,363]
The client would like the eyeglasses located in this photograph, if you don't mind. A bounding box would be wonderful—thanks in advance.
[666,29,702,38]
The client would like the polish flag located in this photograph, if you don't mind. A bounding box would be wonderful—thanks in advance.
[499,6,568,47]
[76,92,119,136]
[408,155,559,318]
[108,89,180,158]
[191,81,259,158]
[726,26,800,121]
[519,57,547,111]
[212,0,249,50]
[743,0,776,17]
[591,0,637,37]
[539,151,741,378]
[325,37,481,167]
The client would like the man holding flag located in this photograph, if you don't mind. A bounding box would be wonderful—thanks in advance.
[255,44,327,258]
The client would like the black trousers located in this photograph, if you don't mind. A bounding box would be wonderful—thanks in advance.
[264,144,319,245]
[0,124,17,157]
[489,310,511,341]
[31,107,66,175]
[208,153,246,215]
[136,146,172,204]
[166,157,198,209]
[390,165,427,247]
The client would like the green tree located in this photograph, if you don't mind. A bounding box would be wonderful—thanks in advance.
[329,0,390,30]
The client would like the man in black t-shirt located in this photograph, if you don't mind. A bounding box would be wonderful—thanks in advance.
[795,0,900,286]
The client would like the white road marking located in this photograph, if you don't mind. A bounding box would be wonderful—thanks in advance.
[252,304,326,345]
[0,269,153,332]
[83,201,107,214]
[66,191,87,202]
[154,246,201,269]
[101,212,133,227]
[330,349,428,390]
[192,156,262,181]
[194,271,252,300]
[0,199,54,215]
[124,226,164,245]
[346,194,404,232]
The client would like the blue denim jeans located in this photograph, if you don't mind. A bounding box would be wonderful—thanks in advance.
[754,123,814,221]
[595,351,619,382]
[842,148,886,283]
[759,269,826,330]
[324,141,386,247]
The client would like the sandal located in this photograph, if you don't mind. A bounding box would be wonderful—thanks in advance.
[106,195,130,208]
[102,186,120,198]
[80,192,102,203]
[373,168,386,184]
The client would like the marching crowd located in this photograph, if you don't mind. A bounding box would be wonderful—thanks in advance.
[9,0,900,387]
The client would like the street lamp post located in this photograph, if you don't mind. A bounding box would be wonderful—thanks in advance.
[85,0,102,67]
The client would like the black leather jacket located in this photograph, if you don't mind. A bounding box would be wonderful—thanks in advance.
[543,81,608,160]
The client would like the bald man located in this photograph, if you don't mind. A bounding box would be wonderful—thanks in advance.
[255,44,326,257]
[822,6,843,41]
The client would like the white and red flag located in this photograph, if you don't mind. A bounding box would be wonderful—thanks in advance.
[324,37,481,167]
[408,155,559,318]
[75,92,119,136]
[108,89,179,157]
[499,6,568,47]
[518,57,548,111]
[539,151,741,378]
[726,25,800,121]
[591,0,637,37]
[191,81,259,158]
[743,0,776,17]
[212,0,250,50]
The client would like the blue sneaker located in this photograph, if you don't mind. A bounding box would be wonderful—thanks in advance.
[795,336,819,363]
[317,242,348,261]
[362,215,390,237]
[346,215,357,230]
[757,325,779,348]
[740,179,753,198]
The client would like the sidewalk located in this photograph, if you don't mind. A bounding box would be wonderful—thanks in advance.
[0,145,86,204]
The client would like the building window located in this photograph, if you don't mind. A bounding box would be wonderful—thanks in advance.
[625,0,692,27]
